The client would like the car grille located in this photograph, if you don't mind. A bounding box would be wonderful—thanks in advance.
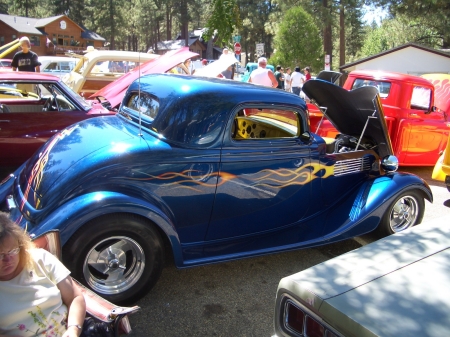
[334,157,372,176]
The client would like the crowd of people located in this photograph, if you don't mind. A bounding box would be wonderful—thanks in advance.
[248,57,311,100]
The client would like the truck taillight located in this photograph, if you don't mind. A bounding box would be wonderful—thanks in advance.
[284,300,340,337]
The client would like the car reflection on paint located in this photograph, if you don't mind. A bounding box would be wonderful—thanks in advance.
[0,74,432,304]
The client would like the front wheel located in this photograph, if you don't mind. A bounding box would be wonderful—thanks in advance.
[63,214,165,304]
[377,190,425,237]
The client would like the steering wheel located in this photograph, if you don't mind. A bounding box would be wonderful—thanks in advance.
[43,97,57,112]
[0,104,11,113]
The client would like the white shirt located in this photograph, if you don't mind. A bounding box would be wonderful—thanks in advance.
[250,67,273,87]
[291,72,305,87]
[0,249,70,336]
[284,74,292,89]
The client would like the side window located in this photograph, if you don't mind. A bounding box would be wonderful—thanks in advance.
[89,60,140,76]
[411,86,431,111]
[0,82,40,100]
[124,93,159,120]
[232,108,301,140]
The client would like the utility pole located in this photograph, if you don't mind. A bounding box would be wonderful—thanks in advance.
[323,0,332,70]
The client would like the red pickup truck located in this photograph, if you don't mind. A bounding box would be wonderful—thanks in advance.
[309,70,450,166]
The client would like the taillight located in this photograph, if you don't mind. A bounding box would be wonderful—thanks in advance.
[284,300,341,337]
[305,315,324,337]
[286,301,305,334]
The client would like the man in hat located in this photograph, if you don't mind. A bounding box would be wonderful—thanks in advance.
[248,57,277,88]
[11,37,41,72]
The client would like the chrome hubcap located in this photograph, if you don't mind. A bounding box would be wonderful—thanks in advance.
[389,196,419,232]
[83,236,145,295]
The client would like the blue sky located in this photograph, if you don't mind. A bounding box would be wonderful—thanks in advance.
[362,5,389,25]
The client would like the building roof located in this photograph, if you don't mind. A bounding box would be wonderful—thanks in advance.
[0,14,104,41]
[0,13,43,35]
[80,24,105,41]
[157,38,200,51]
[35,15,66,28]
[340,43,450,71]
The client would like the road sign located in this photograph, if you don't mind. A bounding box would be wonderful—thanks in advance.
[233,35,241,43]
[234,42,241,55]
[256,43,264,56]
[325,54,330,71]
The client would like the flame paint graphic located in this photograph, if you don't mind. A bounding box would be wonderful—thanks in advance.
[21,125,79,211]
[123,162,334,193]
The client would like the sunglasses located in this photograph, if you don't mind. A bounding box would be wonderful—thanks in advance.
[0,247,20,260]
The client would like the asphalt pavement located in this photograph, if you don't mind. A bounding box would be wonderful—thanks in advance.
[126,166,450,337]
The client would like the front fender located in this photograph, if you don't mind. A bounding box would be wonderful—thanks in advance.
[25,191,184,265]
[323,171,432,241]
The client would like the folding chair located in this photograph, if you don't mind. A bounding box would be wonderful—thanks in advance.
[32,230,140,336]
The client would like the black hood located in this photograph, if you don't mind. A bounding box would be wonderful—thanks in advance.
[315,70,342,84]
[303,79,393,158]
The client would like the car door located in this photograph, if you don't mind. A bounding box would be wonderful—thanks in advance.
[403,85,449,165]
[205,106,314,249]
[0,82,90,167]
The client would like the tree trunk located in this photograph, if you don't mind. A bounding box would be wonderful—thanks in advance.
[109,0,115,49]
[339,0,345,84]
[323,0,332,70]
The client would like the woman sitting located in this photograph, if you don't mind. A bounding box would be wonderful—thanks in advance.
[0,212,86,337]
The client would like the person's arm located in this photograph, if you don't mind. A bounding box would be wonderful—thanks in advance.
[33,54,41,73]
[11,54,18,71]
[58,276,86,337]
[268,71,278,88]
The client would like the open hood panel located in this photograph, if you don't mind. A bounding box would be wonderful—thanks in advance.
[303,79,393,158]
[91,48,199,108]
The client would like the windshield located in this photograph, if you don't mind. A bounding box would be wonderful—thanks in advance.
[58,80,91,110]
[352,78,391,98]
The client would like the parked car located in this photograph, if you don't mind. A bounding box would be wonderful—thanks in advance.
[0,75,432,304]
[241,62,275,82]
[309,70,450,166]
[193,53,238,78]
[62,50,159,95]
[432,134,450,192]
[39,56,77,78]
[92,47,198,109]
[0,59,12,69]
[273,215,450,337]
[0,71,116,166]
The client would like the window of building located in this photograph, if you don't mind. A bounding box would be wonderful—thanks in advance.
[52,34,57,45]
[0,36,4,45]
[12,35,16,41]
[29,36,40,47]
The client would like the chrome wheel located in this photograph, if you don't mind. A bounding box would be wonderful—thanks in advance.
[388,196,419,232]
[83,236,146,295]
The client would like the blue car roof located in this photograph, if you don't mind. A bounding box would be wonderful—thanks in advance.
[127,73,304,108]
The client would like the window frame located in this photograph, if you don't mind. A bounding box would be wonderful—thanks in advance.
[122,91,160,122]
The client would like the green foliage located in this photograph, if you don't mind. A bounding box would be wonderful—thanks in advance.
[270,6,322,71]
[204,0,241,47]
[359,14,443,57]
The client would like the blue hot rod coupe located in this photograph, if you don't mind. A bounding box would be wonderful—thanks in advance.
[0,74,432,303]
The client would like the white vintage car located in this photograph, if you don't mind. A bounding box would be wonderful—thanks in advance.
[39,56,77,78]
[274,215,450,337]
[62,50,159,95]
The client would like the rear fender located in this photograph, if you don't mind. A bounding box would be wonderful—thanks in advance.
[323,172,432,241]
[25,191,184,265]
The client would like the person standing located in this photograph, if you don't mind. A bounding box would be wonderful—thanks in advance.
[284,67,292,92]
[248,57,277,88]
[291,66,305,96]
[274,65,284,89]
[303,67,312,81]
[11,36,41,72]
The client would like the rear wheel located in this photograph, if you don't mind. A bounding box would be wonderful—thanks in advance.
[63,214,164,304]
[377,190,424,237]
